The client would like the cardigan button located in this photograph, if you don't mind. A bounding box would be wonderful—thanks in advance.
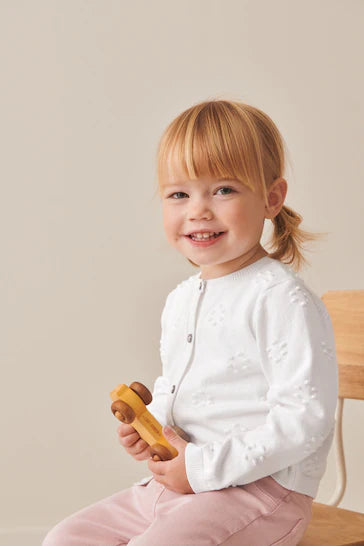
[171,385,176,394]
[187,333,193,343]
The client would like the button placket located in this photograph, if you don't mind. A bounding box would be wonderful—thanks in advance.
[167,279,204,424]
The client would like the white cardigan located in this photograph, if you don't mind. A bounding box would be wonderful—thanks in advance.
[140,256,338,498]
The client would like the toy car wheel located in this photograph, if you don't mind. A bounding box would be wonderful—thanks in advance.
[150,443,174,461]
[111,400,135,424]
[129,382,153,405]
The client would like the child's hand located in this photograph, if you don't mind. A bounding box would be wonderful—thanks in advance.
[117,423,151,461]
[148,425,194,494]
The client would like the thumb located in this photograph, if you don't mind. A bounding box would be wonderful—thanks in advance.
[163,425,186,445]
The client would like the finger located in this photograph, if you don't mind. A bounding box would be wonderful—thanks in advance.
[131,438,149,455]
[171,425,191,442]
[119,431,140,447]
[148,458,166,476]
[117,423,135,436]
[133,446,152,461]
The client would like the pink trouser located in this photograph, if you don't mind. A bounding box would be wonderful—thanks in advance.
[43,476,313,546]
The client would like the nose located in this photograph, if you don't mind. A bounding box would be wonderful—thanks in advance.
[187,197,213,221]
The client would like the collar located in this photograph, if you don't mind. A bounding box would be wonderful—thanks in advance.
[195,256,274,287]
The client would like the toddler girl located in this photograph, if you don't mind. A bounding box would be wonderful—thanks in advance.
[43,99,338,545]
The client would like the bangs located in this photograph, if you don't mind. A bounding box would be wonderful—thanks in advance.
[156,100,272,199]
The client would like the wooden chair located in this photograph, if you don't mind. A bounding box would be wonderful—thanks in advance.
[298,290,364,546]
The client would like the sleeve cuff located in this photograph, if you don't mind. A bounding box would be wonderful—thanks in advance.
[185,442,210,493]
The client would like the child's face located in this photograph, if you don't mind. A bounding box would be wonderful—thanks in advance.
[160,171,269,279]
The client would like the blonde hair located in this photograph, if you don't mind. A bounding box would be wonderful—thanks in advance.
[155,98,323,272]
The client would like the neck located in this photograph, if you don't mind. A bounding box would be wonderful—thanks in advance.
[200,244,268,280]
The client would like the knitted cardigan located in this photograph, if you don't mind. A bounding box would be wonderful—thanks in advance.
[139,256,338,497]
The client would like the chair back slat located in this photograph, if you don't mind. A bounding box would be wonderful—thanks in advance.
[322,290,364,400]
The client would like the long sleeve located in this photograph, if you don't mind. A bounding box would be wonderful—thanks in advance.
[145,291,174,426]
[185,278,338,493]
[146,375,170,425]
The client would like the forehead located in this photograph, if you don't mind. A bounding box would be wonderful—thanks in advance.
[161,156,235,187]
[158,147,259,195]
[162,155,189,184]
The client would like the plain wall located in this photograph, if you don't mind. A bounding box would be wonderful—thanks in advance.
[1,0,363,542]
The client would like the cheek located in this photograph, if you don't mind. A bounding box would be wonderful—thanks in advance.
[162,208,179,238]
[229,203,265,235]
[228,205,251,227]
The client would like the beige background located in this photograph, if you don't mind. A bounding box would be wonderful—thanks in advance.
[1,1,363,543]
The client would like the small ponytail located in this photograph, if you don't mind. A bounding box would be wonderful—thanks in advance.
[266,204,325,272]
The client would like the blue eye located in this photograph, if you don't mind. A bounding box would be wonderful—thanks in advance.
[216,187,234,195]
[169,192,188,199]
[167,186,236,199]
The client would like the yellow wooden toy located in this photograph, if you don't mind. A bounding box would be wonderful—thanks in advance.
[110,381,178,461]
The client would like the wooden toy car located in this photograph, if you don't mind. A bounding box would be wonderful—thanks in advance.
[110,381,179,461]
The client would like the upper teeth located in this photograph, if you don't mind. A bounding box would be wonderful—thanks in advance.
[190,232,218,239]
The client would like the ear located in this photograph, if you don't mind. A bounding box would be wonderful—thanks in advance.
[265,178,288,220]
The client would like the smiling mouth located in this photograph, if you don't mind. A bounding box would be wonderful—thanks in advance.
[187,232,225,241]
[184,232,226,246]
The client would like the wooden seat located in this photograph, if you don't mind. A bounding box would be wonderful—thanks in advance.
[298,290,364,546]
